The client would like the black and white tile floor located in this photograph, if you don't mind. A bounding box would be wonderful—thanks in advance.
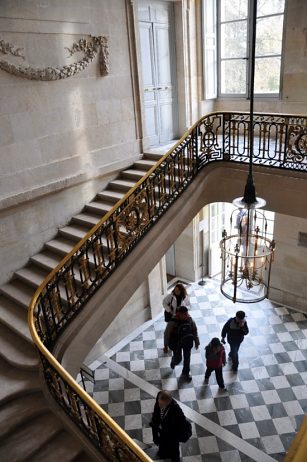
[82,280,307,461]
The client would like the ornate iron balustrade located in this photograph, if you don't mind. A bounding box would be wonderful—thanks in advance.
[28,111,307,461]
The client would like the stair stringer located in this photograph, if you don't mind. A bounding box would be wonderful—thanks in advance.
[55,160,307,377]
[0,151,162,462]
[54,162,225,376]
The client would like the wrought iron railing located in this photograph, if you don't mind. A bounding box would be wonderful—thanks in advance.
[28,111,307,461]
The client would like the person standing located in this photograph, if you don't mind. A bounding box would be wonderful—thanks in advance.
[168,306,200,381]
[163,283,190,353]
[204,337,226,389]
[221,310,249,372]
[151,390,191,462]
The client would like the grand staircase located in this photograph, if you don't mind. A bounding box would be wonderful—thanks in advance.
[0,151,163,462]
[3,110,306,461]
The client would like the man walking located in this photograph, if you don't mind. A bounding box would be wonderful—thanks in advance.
[168,306,200,381]
[221,310,249,372]
[151,390,191,462]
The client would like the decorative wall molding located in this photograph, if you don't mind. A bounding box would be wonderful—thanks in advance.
[0,35,109,81]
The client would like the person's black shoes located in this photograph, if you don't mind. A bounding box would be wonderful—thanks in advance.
[181,373,192,382]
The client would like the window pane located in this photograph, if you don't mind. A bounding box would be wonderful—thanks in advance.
[221,21,247,58]
[257,0,285,17]
[221,59,246,94]
[220,0,248,21]
[264,210,275,221]
[256,15,284,56]
[266,221,274,236]
[254,57,281,93]
[204,0,217,99]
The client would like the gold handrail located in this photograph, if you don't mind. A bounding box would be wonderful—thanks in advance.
[29,115,201,298]
[27,115,198,461]
[284,416,307,462]
[28,307,151,460]
[28,111,307,460]
[27,110,306,302]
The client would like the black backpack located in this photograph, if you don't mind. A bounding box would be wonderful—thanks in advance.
[177,320,194,349]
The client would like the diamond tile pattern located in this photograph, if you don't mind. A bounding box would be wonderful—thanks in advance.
[81,280,307,461]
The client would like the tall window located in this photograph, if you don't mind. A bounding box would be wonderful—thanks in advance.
[204,0,286,98]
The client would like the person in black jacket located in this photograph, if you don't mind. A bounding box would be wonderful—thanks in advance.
[168,306,200,381]
[221,310,249,372]
[151,390,189,462]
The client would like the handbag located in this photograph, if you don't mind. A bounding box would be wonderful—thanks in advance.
[164,310,173,322]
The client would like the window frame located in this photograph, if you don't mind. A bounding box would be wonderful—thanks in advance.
[215,0,287,99]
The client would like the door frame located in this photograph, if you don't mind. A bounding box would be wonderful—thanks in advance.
[126,0,196,151]
[137,0,179,147]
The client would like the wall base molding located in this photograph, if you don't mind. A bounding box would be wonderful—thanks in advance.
[270,287,307,314]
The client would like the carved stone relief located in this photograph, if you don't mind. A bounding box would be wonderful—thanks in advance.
[0,36,109,81]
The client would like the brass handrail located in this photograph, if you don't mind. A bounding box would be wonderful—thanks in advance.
[28,111,307,461]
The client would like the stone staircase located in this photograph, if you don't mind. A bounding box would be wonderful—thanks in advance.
[0,151,163,461]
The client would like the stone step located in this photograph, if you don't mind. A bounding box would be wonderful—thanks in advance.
[0,280,35,309]
[143,152,164,161]
[59,224,89,243]
[30,250,62,272]
[29,430,86,462]
[133,159,157,170]
[0,358,40,405]
[0,391,48,440]
[120,169,147,181]
[45,237,76,257]
[108,178,136,192]
[84,200,113,215]
[97,189,125,203]
[72,212,102,228]
[45,237,106,273]
[0,323,38,370]
[0,411,62,462]
[15,263,68,306]
[0,295,32,343]
[15,265,50,289]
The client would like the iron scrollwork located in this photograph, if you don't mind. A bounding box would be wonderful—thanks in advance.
[286,125,307,164]
[30,111,307,461]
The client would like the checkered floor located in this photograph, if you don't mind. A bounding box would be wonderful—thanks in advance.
[82,280,307,461]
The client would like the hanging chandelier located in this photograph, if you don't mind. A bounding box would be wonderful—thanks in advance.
[220,0,276,303]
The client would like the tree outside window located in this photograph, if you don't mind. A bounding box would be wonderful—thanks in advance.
[217,0,285,96]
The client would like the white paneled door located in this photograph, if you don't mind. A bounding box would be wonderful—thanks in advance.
[138,2,178,146]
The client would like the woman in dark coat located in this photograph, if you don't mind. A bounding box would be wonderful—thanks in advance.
[151,390,188,462]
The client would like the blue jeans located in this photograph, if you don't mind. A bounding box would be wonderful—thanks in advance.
[229,342,241,370]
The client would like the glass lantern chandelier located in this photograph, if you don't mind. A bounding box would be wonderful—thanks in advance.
[220,0,276,303]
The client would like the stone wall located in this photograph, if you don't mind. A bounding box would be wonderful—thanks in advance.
[270,213,307,314]
[76,261,167,368]
[0,0,140,283]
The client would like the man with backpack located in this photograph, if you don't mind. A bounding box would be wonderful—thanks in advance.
[168,306,200,381]
[151,390,192,462]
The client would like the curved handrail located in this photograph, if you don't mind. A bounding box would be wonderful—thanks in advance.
[28,111,307,461]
